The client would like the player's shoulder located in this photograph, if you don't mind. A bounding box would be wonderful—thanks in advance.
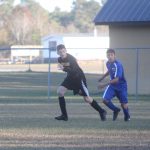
[114,60,123,67]
[106,61,109,65]
[58,57,62,63]
[67,53,74,57]
[67,53,76,60]
[116,60,122,65]
[58,57,61,61]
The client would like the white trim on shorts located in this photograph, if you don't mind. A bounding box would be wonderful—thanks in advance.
[103,85,110,99]
[81,80,89,96]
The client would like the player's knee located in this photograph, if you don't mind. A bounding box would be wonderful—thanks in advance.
[103,100,108,104]
[57,88,65,97]
[84,97,92,103]
[121,103,128,109]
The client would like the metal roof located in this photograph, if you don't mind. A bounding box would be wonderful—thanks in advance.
[94,0,150,25]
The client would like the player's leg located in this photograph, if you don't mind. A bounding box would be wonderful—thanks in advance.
[117,89,130,121]
[79,80,107,121]
[103,86,121,121]
[55,86,68,121]
[83,96,107,121]
[55,81,69,121]
[121,103,130,121]
[55,76,76,121]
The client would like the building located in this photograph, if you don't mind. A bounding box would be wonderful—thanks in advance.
[94,0,150,95]
[41,34,109,60]
[11,45,42,64]
[94,0,150,48]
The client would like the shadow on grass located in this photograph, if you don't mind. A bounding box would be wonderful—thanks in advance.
[0,116,150,130]
[0,102,149,130]
[1,146,150,150]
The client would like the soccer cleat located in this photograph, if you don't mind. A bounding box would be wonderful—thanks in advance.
[124,116,130,122]
[99,110,107,121]
[113,108,121,121]
[55,115,68,121]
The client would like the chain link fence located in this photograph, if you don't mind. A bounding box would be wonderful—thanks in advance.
[0,47,149,102]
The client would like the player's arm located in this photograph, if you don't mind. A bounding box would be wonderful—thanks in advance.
[98,71,109,82]
[109,77,119,84]
[57,58,65,71]
[63,56,79,74]
[109,63,123,85]
[98,63,122,89]
[57,63,64,70]
[104,77,119,86]
[98,77,119,89]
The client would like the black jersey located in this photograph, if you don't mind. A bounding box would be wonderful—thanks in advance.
[58,53,85,79]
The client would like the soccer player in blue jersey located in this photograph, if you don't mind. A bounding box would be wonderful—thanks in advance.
[55,44,106,121]
[98,48,130,121]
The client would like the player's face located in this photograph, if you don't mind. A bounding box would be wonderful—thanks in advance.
[57,48,67,59]
[107,52,115,62]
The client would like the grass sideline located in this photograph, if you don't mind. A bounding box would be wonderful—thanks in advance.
[0,72,149,103]
[0,102,150,150]
[0,72,149,150]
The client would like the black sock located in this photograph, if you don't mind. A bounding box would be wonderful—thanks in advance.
[91,100,104,113]
[59,97,68,117]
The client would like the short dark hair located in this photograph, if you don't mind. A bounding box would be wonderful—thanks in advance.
[107,48,115,54]
[57,44,66,51]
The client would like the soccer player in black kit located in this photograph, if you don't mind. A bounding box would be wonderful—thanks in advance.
[55,44,106,121]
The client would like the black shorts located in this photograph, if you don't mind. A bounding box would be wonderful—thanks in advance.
[61,76,89,96]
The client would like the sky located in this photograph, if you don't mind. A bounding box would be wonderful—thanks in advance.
[34,0,101,12]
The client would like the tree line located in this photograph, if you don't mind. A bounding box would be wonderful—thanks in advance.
[0,0,105,46]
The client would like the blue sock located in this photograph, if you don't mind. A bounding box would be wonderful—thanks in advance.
[105,101,119,111]
[123,107,130,118]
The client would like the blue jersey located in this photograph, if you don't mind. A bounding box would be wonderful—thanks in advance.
[106,60,127,90]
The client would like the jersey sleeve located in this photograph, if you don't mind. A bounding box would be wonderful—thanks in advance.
[58,57,61,63]
[63,55,82,78]
[114,62,123,78]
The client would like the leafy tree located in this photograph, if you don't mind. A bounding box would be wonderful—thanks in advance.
[71,0,100,32]
[28,0,50,43]
[49,0,101,33]
[0,0,14,45]
[0,0,50,44]
[0,0,104,45]
[49,7,73,32]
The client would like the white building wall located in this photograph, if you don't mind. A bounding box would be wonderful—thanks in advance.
[11,50,40,57]
[11,45,42,61]
[41,35,109,60]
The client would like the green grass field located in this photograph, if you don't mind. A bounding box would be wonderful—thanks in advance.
[0,72,149,150]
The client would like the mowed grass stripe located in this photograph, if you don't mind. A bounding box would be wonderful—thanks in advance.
[0,102,149,149]
[0,72,149,149]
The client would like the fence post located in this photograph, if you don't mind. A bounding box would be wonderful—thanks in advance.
[48,42,56,101]
[135,48,139,100]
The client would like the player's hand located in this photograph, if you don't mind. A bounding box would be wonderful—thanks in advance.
[98,78,103,82]
[97,83,107,89]
[57,64,64,70]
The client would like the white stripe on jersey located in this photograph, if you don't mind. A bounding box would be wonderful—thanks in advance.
[103,85,110,99]
[114,63,118,78]
[81,80,89,96]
